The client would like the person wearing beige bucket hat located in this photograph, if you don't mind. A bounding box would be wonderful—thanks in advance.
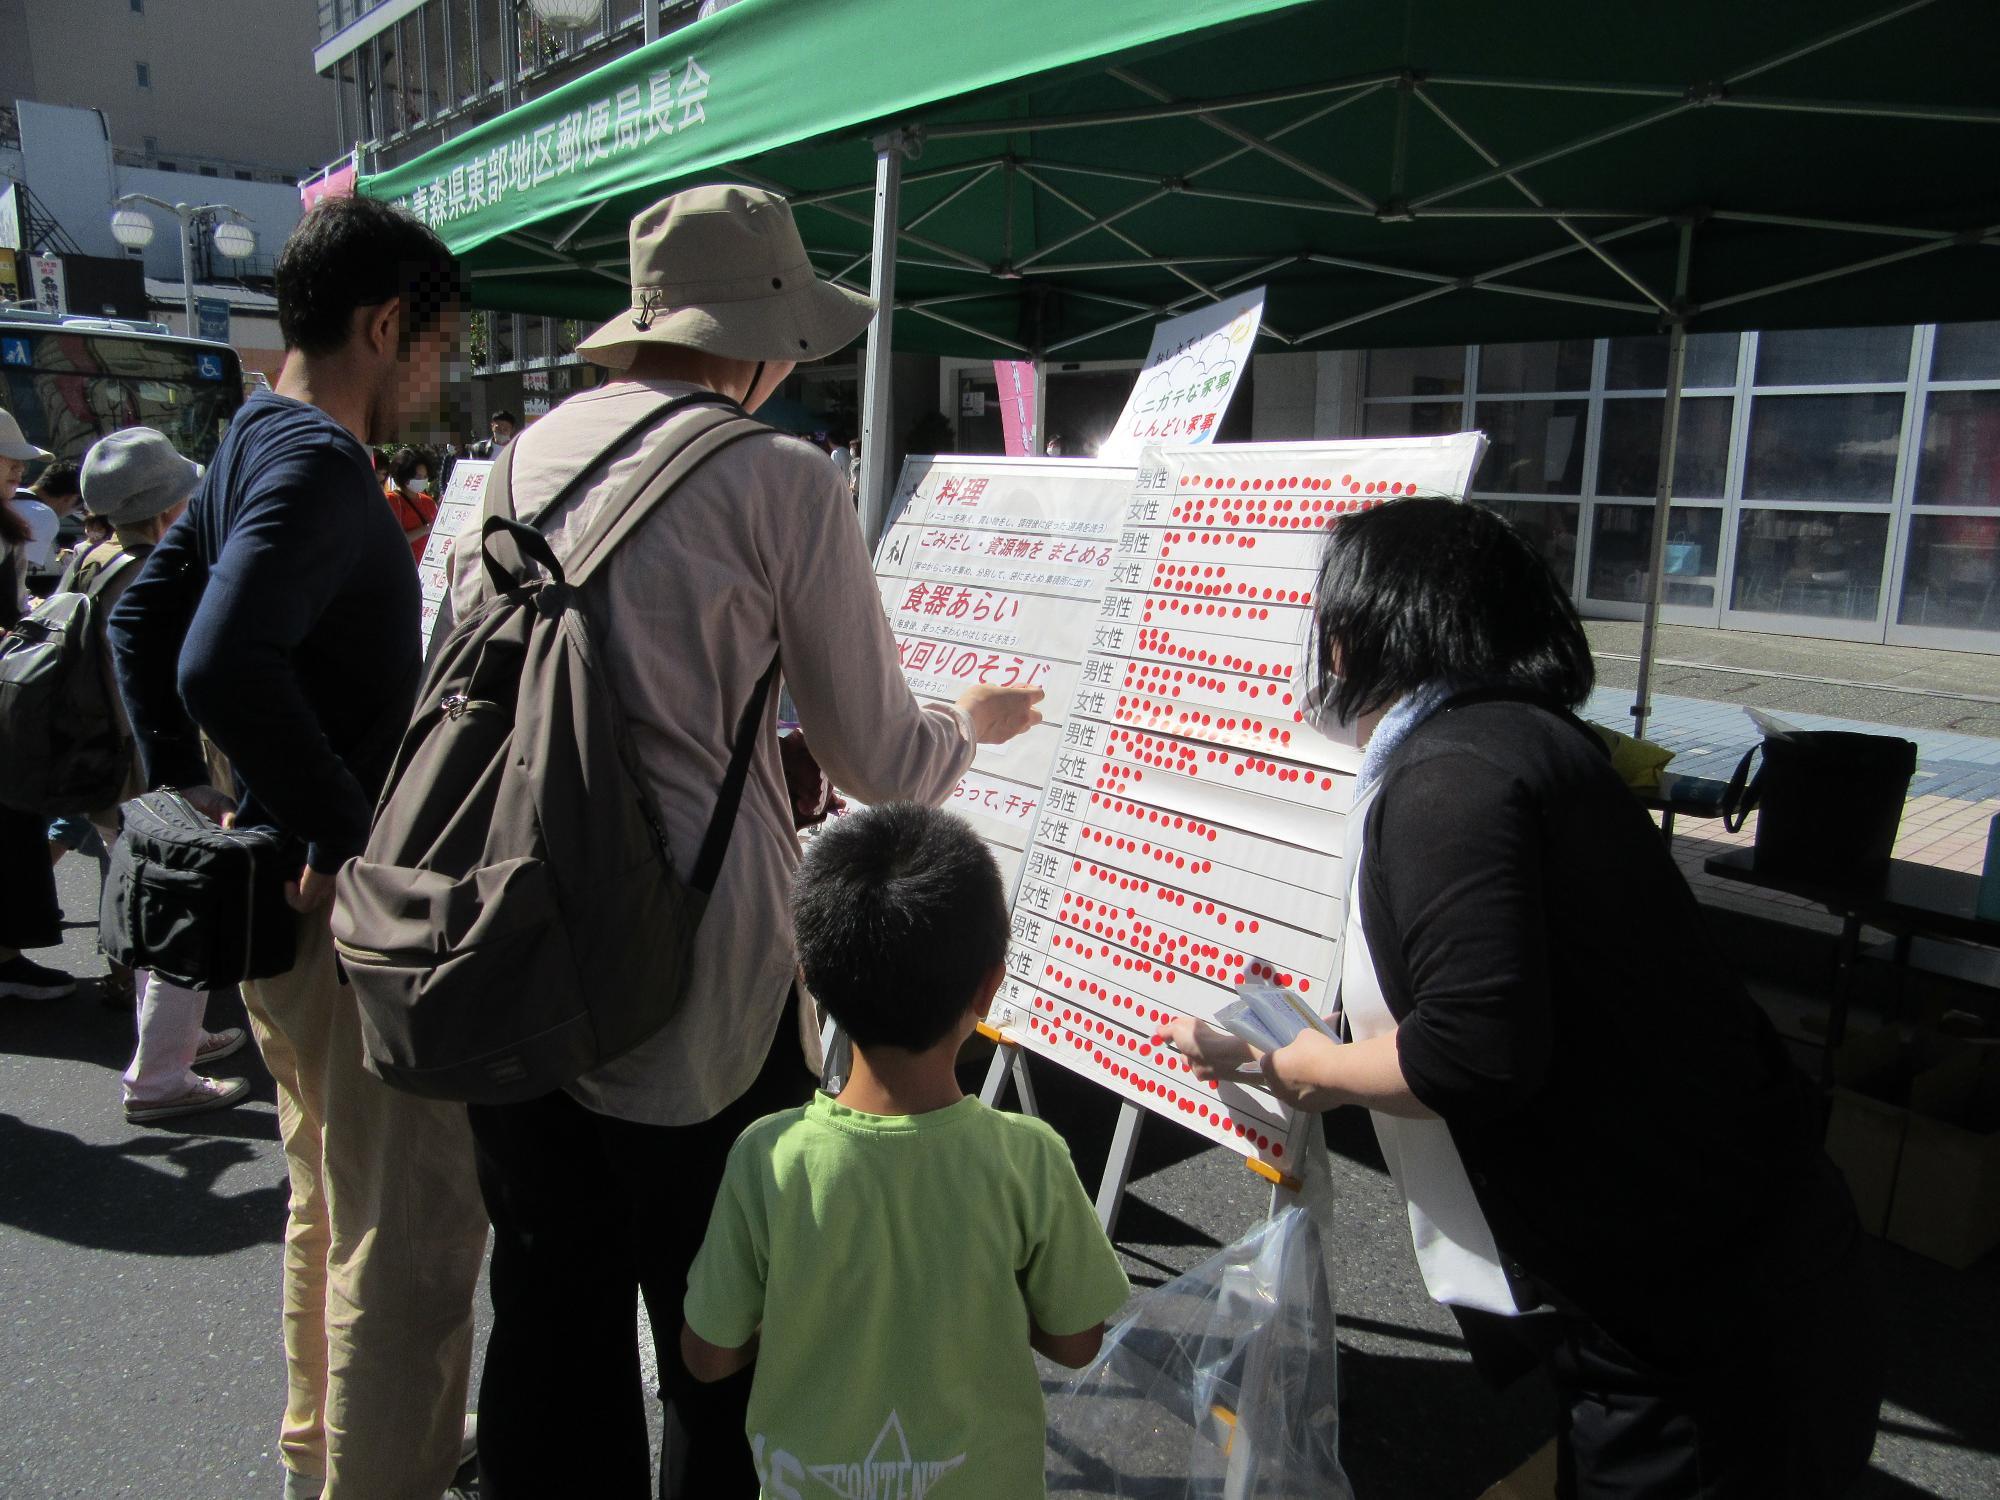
[451,184,1044,1499]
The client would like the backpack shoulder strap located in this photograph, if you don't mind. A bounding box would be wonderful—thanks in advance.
[691,653,779,895]
[560,407,774,589]
[476,392,737,601]
[64,542,138,600]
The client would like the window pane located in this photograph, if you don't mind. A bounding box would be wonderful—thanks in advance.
[1477,339,1593,393]
[1604,332,1739,390]
[1729,509,1889,621]
[1597,396,1733,499]
[1364,401,1461,438]
[1915,389,2000,506]
[1365,346,1465,399]
[1473,399,1588,494]
[1754,326,1913,386]
[1586,504,1722,608]
[1743,393,1904,503]
[1482,500,1580,592]
[1931,321,2000,382]
[1897,512,1999,631]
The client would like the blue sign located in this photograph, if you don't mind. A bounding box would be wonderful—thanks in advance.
[195,296,230,345]
[194,352,225,383]
[1,336,30,368]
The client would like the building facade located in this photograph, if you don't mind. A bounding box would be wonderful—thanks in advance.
[0,0,336,185]
[1343,325,2000,655]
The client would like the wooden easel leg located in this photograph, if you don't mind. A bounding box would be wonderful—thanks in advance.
[1095,1103,1145,1237]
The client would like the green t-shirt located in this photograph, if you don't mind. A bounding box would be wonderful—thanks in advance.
[685,1092,1131,1500]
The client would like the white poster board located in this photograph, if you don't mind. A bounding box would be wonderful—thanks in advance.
[1096,288,1264,463]
[981,434,1486,1173]
[417,458,492,651]
[870,456,1134,890]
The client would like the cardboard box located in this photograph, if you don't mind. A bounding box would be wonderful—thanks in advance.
[1886,1050,2000,1270]
[1823,1029,1917,1237]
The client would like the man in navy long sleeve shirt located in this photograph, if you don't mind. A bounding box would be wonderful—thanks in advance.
[110,391,417,876]
[106,197,488,1500]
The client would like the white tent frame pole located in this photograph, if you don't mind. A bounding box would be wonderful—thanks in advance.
[1106,66,1379,212]
[833,162,1000,282]
[859,133,910,548]
[1414,85,1675,316]
[1631,219,1696,741]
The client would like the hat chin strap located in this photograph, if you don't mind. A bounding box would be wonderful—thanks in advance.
[745,360,766,410]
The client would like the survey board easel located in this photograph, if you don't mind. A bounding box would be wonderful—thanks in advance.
[867,434,1487,1235]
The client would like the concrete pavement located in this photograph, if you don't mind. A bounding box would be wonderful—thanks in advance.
[4,844,1996,1498]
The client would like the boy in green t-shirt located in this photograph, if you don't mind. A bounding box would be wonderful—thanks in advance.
[682,803,1130,1500]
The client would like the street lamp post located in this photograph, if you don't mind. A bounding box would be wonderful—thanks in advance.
[109,194,256,334]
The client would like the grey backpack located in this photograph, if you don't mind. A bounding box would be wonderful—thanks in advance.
[332,394,777,1103]
[0,544,140,815]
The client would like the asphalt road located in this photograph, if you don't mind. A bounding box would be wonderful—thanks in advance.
[5,854,1996,1498]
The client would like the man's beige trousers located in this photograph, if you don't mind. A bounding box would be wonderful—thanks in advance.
[241,914,488,1498]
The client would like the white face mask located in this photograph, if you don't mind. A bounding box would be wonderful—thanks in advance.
[1301,676,1365,748]
[407,478,431,496]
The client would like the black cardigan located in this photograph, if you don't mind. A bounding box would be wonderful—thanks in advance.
[1356,696,1857,1376]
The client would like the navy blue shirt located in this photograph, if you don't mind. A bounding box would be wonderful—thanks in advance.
[109,391,420,873]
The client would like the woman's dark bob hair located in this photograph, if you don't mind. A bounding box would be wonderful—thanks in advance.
[1313,496,1594,723]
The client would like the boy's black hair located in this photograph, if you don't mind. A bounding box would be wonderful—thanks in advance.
[792,803,1009,1053]
[1313,496,1594,723]
[32,459,80,500]
[489,410,518,427]
[274,196,464,357]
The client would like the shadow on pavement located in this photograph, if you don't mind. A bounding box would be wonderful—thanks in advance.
[0,1112,286,1255]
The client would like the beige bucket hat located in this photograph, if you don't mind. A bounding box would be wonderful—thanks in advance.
[577,184,876,369]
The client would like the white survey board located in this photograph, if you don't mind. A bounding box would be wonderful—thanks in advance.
[870,457,1135,891]
[417,458,492,651]
[871,436,1487,1174]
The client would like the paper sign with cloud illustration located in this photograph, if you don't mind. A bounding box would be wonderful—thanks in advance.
[1099,288,1264,462]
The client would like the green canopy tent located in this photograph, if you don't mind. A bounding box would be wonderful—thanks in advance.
[362,0,2000,732]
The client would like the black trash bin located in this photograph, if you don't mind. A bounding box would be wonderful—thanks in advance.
[1723,730,1918,884]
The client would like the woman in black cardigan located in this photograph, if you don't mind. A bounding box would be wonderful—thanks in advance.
[1163,498,1880,1499]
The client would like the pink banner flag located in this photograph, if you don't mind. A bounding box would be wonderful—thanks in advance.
[994,360,1037,456]
[301,157,358,212]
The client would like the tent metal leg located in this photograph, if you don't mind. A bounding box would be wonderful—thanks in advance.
[1631,221,1695,740]
[858,134,907,547]
[1032,359,1048,456]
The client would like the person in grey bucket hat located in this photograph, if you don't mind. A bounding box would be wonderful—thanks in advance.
[449,184,1045,1497]
[79,427,203,531]
[71,427,254,1125]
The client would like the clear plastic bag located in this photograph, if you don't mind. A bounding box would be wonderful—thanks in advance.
[1046,1171,1352,1499]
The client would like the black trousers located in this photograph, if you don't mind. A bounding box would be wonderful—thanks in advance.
[467,1005,813,1500]
[0,803,61,951]
[1549,1229,1884,1500]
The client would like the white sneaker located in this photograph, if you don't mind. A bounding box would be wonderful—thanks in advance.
[125,1075,251,1124]
[194,1027,248,1066]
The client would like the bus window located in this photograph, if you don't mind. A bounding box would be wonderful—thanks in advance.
[0,323,245,465]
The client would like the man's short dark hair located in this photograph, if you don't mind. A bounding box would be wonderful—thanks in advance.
[275,196,464,357]
[1313,496,1594,723]
[792,803,1009,1052]
[489,410,517,428]
[32,458,80,500]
